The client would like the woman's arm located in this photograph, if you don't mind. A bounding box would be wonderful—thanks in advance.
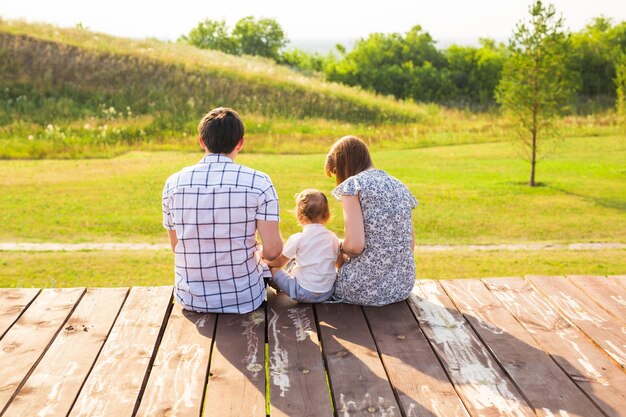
[340,195,365,257]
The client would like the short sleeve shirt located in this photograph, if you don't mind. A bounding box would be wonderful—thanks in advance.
[282,224,340,293]
[331,169,417,306]
[162,154,279,313]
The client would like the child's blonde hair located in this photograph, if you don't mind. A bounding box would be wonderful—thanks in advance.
[295,189,330,224]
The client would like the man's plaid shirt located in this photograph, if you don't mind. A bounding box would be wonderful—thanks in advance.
[162,154,279,313]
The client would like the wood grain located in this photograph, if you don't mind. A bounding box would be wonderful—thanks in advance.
[567,275,626,323]
[442,278,604,417]
[203,307,266,417]
[485,278,626,417]
[135,303,217,417]
[267,291,333,417]
[3,288,127,417]
[408,280,535,417]
[68,286,172,417]
[0,288,84,413]
[316,302,400,417]
[527,275,626,367]
[364,300,470,417]
[0,288,39,340]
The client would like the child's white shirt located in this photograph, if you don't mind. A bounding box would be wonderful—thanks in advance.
[282,223,340,293]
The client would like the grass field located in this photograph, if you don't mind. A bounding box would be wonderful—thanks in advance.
[1,134,625,285]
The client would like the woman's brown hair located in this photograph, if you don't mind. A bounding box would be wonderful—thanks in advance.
[324,136,373,185]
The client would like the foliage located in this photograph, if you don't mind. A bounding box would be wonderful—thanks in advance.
[569,17,626,111]
[178,19,237,54]
[496,1,578,186]
[615,52,626,120]
[181,16,286,60]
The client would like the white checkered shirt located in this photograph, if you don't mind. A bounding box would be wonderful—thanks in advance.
[162,154,279,313]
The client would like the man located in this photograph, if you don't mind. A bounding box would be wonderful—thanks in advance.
[162,107,282,313]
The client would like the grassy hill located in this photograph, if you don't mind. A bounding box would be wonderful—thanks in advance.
[0,19,444,158]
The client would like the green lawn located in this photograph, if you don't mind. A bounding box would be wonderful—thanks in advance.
[2,249,624,288]
[1,135,624,244]
[1,134,624,285]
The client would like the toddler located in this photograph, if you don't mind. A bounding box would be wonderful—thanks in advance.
[266,189,341,302]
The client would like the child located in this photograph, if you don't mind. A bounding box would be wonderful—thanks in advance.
[266,189,341,303]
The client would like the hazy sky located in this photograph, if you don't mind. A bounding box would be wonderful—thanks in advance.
[2,0,625,45]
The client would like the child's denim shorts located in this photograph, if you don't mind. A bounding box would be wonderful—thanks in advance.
[271,269,334,303]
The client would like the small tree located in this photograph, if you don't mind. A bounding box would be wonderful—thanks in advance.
[179,19,237,54]
[232,17,287,60]
[616,53,626,123]
[496,1,577,186]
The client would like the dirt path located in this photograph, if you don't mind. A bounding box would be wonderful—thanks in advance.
[1,242,624,252]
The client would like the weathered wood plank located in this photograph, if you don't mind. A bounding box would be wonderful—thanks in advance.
[485,278,626,417]
[363,301,470,417]
[0,288,84,413]
[3,288,127,417]
[408,280,535,417]
[203,307,266,417]
[608,275,626,289]
[135,303,216,417]
[527,275,626,367]
[0,288,40,340]
[567,275,626,323]
[267,291,333,417]
[68,286,173,417]
[442,278,604,417]
[316,303,400,417]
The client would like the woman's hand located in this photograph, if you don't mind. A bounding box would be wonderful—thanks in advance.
[340,195,365,257]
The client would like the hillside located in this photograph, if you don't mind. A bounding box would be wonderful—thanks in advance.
[0,20,428,123]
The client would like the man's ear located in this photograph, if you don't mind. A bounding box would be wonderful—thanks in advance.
[198,136,207,151]
[235,137,245,151]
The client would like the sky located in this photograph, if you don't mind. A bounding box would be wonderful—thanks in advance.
[2,0,625,49]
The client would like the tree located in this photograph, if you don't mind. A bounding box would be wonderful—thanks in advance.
[616,53,626,125]
[179,19,237,54]
[496,1,577,187]
[232,16,287,60]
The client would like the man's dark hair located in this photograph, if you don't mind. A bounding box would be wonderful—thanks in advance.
[197,107,245,154]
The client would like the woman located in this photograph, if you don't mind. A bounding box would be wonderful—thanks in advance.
[325,136,418,306]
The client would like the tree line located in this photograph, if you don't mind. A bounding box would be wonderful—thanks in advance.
[180,13,626,112]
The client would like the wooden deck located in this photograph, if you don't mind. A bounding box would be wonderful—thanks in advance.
[0,276,624,417]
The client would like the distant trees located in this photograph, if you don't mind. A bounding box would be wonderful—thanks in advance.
[496,1,577,187]
[180,13,625,112]
[180,17,286,60]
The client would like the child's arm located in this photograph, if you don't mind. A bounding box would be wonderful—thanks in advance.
[265,254,290,269]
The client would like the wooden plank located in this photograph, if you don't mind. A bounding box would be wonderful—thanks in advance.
[3,288,128,417]
[363,301,470,417]
[527,275,626,367]
[0,288,84,412]
[267,290,333,417]
[135,303,217,417]
[485,278,626,417]
[442,278,604,417]
[203,307,266,417]
[315,302,400,417]
[567,275,626,323]
[68,286,172,417]
[0,288,40,340]
[608,275,626,289]
[408,280,535,417]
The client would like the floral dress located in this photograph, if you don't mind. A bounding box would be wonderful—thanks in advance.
[331,169,418,306]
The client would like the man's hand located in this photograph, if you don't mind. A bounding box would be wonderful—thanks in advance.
[256,220,283,261]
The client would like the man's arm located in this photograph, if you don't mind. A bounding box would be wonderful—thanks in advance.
[168,230,178,252]
[257,220,283,261]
